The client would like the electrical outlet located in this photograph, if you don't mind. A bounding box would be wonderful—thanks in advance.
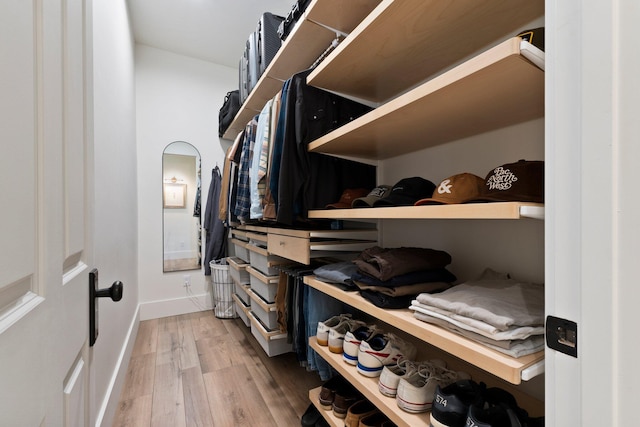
[183,274,191,287]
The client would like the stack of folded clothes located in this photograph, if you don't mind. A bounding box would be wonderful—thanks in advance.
[409,268,545,357]
[313,246,457,309]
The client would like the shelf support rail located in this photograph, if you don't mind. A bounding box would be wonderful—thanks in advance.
[306,18,350,39]
[520,360,545,381]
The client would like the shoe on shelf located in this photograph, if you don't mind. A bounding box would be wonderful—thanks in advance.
[465,387,534,427]
[301,403,322,427]
[344,399,378,427]
[356,333,417,378]
[332,387,362,419]
[396,365,470,414]
[358,411,393,427]
[466,403,521,427]
[328,319,366,354]
[343,324,382,365]
[430,379,487,427]
[318,375,350,410]
[317,313,352,346]
[378,358,446,397]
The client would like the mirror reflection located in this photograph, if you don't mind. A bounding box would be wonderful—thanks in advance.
[163,141,201,272]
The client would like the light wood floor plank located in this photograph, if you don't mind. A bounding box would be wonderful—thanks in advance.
[156,316,180,366]
[203,364,277,426]
[177,314,200,370]
[196,333,245,374]
[118,353,155,401]
[189,310,229,341]
[182,366,214,427]
[132,318,158,357]
[112,395,152,427]
[151,360,186,427]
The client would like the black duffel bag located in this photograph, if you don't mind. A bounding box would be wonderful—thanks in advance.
[218,89,240,137]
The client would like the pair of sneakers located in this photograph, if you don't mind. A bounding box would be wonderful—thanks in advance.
[395,363,470,414]
[378,357,446,397]
[356,332,417,378]
[316,314,366,354]
[316,314,352,347]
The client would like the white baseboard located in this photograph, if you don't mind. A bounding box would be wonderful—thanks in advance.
[95,305,140,427]
[139,293,212,321]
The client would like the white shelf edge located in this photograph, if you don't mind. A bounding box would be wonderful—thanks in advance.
[520,40,545,71]
[520,360,546,382]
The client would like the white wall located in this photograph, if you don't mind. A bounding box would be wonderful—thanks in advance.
[135,44,235,319]
[91,0,138,426]
[380,118,545,285]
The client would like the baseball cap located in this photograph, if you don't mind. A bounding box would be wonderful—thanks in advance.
[414,173,485,205]
[325,188,370,209]
[466,160,544,203]
[352,185,392,208]
[372,177,436,207]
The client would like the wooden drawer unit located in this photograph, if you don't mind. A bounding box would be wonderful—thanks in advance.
[267,228,378,265]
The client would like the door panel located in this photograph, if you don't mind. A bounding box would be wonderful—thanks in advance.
[0,1,36,307]
[0,1,92,426]
[63,0,86,269]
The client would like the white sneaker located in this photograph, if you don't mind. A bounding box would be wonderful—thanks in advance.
[317,314,351,346]
[396,365,470,413]
[342,324,382,365]
[328,319,366,354]
[356,333,417,377]
[378,358,446,397]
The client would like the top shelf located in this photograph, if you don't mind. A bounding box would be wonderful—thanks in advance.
[222,0,381,140]
[306,0,544,103]
[307,37,544,160]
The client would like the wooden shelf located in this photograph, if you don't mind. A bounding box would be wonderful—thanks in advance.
[307,37,544,160]
[310,338,430,427]
[305,276,544,385]
[222,0,381,140]
[309,202,544,220]
[306,0,543,103]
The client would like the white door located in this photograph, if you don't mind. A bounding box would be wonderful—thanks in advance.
[0,1,94,426]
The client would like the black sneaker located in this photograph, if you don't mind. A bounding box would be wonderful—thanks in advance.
[430,379,486,427]
[467,402,523,427]
[465,387,532,427]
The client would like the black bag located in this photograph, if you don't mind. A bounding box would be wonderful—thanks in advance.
[218,90,240,137]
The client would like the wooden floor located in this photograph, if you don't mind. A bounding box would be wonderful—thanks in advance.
[112,311,323,427]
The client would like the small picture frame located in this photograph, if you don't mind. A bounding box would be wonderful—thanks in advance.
[163,183,187,208]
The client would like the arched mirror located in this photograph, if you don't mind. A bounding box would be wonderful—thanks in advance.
[163,141,201,272]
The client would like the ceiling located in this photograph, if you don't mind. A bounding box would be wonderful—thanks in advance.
[127,0,296,68]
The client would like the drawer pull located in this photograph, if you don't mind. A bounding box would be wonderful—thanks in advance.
[279,240,285,246]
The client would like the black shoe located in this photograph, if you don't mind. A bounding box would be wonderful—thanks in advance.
[465,387,530,427]
[430,379,486,427]
[301,403,321,427]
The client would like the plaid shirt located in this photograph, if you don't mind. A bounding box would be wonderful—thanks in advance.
[234,116,258,221]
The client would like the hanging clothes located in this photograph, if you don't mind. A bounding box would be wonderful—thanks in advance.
[203,166,227,275]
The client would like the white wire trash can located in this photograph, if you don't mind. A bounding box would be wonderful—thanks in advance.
[209,258,238,319]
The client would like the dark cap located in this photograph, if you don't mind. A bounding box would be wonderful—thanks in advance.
[373,177,436,207]
[352,185,392,208]
[414,173,485,205]
[325,188,370,209]
[466,160,544,203]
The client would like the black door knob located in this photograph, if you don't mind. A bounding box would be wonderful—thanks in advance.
[95,281,123,302]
